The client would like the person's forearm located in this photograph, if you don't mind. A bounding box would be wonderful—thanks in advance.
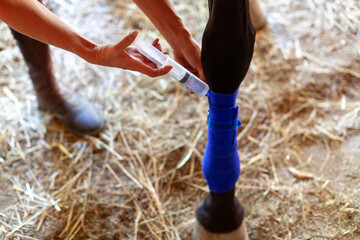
[133,0,192,49]
[0,0,96,61]
[0,0,173,77]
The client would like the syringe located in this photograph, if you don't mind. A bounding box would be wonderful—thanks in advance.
[132,38,209,96]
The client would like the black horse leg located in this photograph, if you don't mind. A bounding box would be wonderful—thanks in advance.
[193,0,255,239]
[201,0,255,94]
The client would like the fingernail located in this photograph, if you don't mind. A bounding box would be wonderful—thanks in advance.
[153,39,159,45]
[129,30,137,37]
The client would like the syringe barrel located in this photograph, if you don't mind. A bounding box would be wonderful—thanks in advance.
[132,39,167,66]
[164,58,209,96]
[133,39,209,96]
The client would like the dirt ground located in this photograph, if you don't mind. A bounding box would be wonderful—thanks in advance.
[1,0,360,239]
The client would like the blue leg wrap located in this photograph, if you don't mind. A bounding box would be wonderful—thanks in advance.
[203,89,241,193]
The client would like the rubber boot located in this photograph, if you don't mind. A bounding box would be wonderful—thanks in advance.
[10,28,104,136]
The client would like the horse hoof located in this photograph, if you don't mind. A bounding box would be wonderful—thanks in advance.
[250,0,266,30]
[192,218,249,240]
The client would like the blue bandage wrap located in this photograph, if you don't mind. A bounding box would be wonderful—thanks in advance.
[203,89,241,193]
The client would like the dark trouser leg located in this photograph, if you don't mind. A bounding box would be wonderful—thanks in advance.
[9,0,66,109]
[10,28,66,110]
[194,0,255,239]
[9,1,104,136]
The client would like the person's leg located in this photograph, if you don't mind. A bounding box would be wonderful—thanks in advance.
[9,1,104,136]
[10,28,66,109]
[194,0,255,239]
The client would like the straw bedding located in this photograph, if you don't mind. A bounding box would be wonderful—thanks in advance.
[0,0,359,239]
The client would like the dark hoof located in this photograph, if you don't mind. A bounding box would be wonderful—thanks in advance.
[193,188,249,240]
[193,219,249,240]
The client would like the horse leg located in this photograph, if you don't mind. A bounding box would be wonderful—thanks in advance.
[193,0,255,239]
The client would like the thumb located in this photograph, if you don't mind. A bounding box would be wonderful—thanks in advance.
[195,61,206,82]
[116,30,138,50]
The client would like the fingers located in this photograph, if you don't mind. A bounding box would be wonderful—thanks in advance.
[115,30,138,50]
[120,36,173,77]
[152,38,162,51]
[196,61,207,82]
[123,50,172,77]
[141,65,172,78]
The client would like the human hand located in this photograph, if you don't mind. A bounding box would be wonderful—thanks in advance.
[172,37,205,82]
[132,0,205,82]
[88,30,172,77]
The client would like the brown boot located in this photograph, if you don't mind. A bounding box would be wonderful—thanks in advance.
[250,0,266,31]
[10,28,104,136]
